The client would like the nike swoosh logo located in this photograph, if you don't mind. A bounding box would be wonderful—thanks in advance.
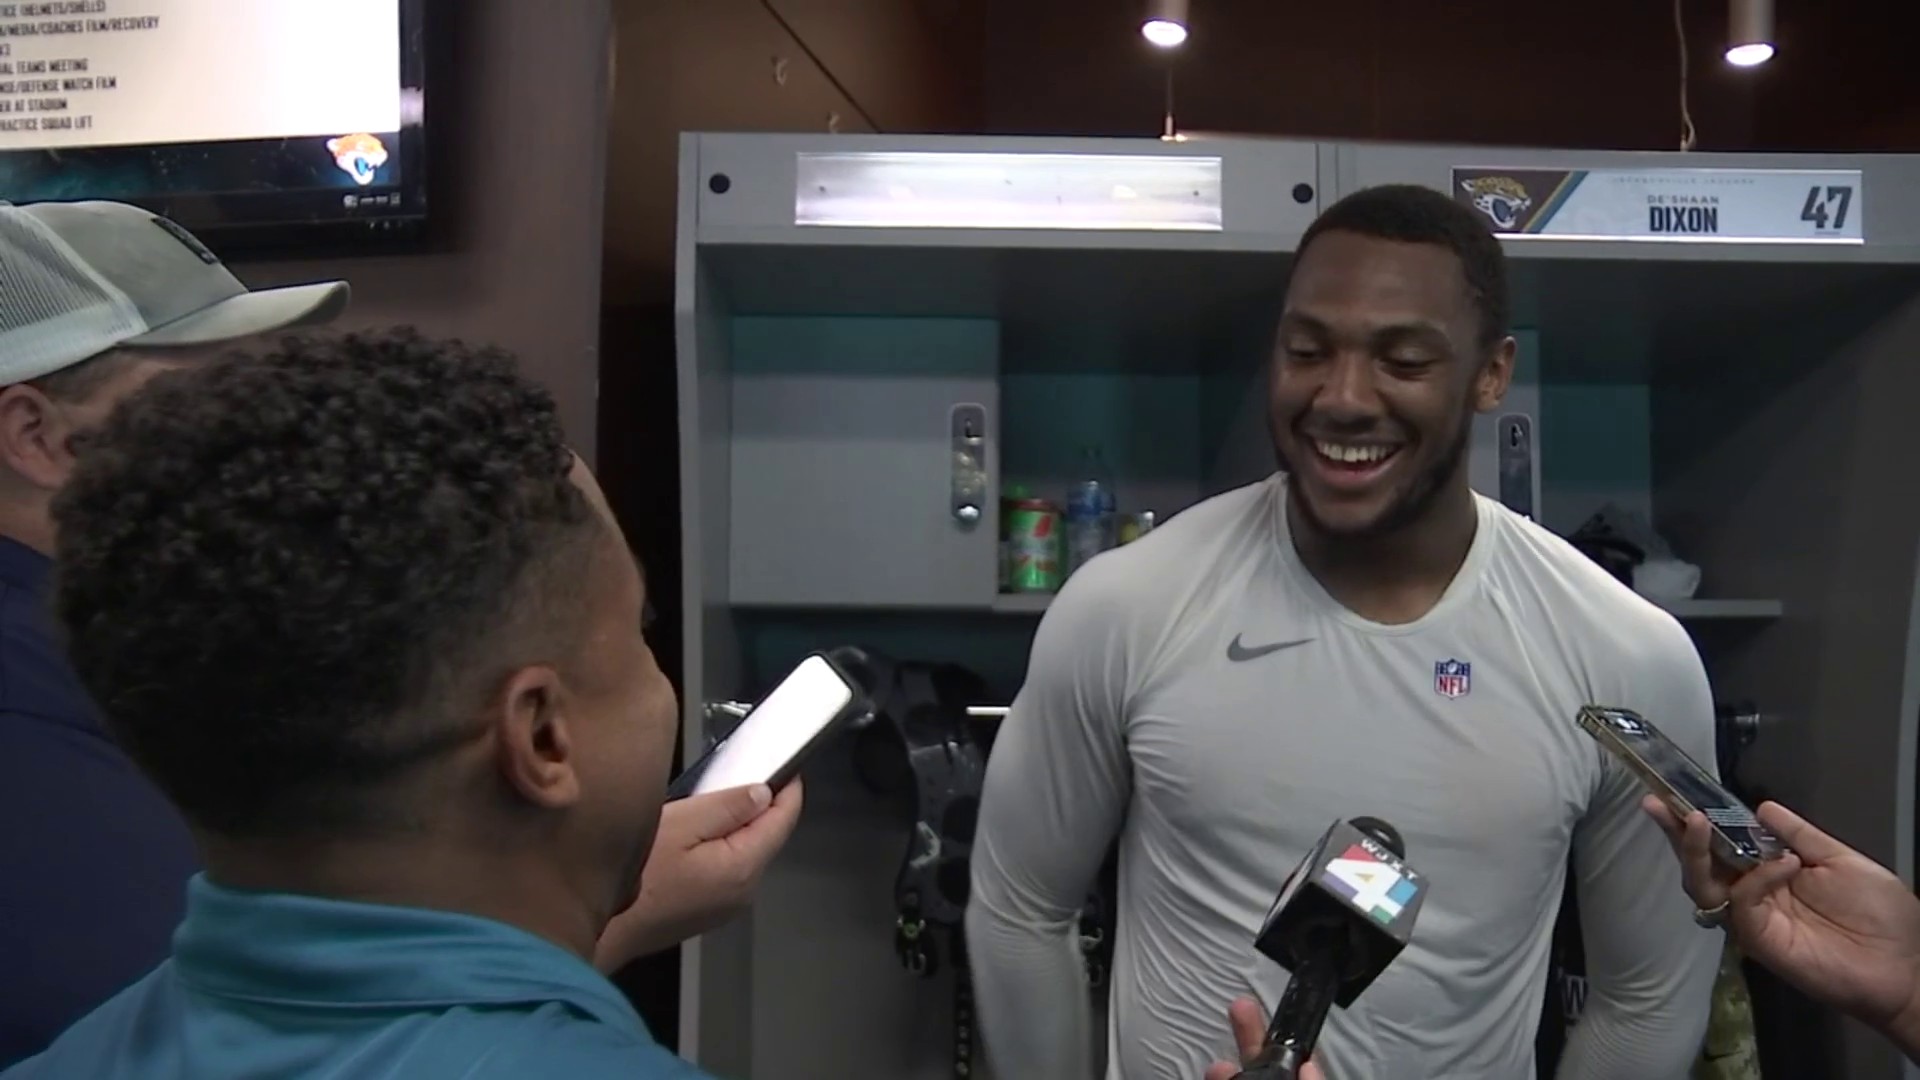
[1226,634,1313,662]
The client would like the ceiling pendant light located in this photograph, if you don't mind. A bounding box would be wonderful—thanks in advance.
[1726,0,1775,66]
[1142,0,1189,48]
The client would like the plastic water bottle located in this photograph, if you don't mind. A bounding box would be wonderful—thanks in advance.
[1065,446,1116,576]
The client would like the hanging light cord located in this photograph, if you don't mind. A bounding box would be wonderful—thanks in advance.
[1674,0,1698,151]
[1162,64,1178,140]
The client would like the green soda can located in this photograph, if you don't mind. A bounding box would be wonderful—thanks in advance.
[1006,498,1063,593]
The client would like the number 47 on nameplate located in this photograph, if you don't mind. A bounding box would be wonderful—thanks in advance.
[1801,184,1853,231]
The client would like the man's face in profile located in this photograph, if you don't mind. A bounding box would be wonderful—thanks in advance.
[560,460,681,915]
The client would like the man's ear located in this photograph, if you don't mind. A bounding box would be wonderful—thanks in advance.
[1474,335,1519,413]
[0,384,78,490]
[493,664,582,811]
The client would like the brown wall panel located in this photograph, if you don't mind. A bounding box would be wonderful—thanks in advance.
[242,0,613,455]
[604,0,982,300]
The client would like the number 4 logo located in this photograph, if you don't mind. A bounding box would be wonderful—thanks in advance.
[1801,185,1853,231]
[1325,855,1407,919]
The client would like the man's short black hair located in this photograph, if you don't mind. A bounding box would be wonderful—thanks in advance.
[52,328,600,838]
[1295,183,1511,348]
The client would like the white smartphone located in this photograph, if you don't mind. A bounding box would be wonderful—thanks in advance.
[667,651,871,799]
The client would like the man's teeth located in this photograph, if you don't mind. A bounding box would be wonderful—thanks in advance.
[1315,441,1395,464]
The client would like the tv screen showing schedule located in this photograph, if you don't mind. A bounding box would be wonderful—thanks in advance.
[0,0,401,151]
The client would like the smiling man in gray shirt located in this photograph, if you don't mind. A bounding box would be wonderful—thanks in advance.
[966,184,1721,1080]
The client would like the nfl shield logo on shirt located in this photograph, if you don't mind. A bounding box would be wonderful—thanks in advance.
[1434,658,1471,699]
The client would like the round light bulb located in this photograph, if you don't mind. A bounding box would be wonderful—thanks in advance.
[1141,18,1188,47]
[1725,41,1774,66]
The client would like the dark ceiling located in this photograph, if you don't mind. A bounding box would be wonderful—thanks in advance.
[974,0,1920,152]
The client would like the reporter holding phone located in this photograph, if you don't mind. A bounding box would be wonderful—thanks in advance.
[1645,797,1920,1065]
[0,202,795,1068]
[4,330,786,1079]
[605,650,867,965]
[598,781,802,970]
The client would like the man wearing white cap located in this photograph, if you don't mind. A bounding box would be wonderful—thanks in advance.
[0,200,350,1068]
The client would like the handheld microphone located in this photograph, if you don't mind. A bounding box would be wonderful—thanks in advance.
[1234,817,1428,1080]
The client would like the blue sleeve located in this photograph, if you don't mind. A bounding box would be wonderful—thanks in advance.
[0,710,199,1068]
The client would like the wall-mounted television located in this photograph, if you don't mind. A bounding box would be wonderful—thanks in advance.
[0,0,426,255]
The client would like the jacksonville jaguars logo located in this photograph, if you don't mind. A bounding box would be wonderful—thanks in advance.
[327,133,390,187]
[1459,175,1533,231]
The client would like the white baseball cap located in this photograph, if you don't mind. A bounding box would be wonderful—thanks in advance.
[0,200,350,385]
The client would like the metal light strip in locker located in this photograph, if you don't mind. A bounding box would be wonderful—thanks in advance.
[793,151,1225,231]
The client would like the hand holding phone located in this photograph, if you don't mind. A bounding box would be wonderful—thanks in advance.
[1576,704,1787,872]
[598,779,803,967]
[668,650,872,800]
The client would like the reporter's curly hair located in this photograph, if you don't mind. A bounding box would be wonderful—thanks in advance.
[51,328,601,838]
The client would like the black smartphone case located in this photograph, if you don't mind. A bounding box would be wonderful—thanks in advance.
[667,649,873,800]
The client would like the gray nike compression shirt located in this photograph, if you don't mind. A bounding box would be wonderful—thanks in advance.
[966,474,1721,1080]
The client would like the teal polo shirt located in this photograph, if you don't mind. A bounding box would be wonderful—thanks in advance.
[1,875,713,1079]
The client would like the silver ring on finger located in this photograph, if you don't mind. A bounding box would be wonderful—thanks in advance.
[1692,900,1731,929]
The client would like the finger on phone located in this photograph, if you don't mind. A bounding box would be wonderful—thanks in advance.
[675,784,775,843]
[1755,801,1839,863]
[1641,796,1689,864]
[724,779,805,863]
[1642,794,1681,835]
[771,775,804,810]
[1728,850,1802,906]
[1671,808,1744,906]
[1203,1063,1240,1080]
[1681,810,1716,869]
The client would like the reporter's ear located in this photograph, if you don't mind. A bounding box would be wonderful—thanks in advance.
[0,384,76,491]
[493,665,581,810]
